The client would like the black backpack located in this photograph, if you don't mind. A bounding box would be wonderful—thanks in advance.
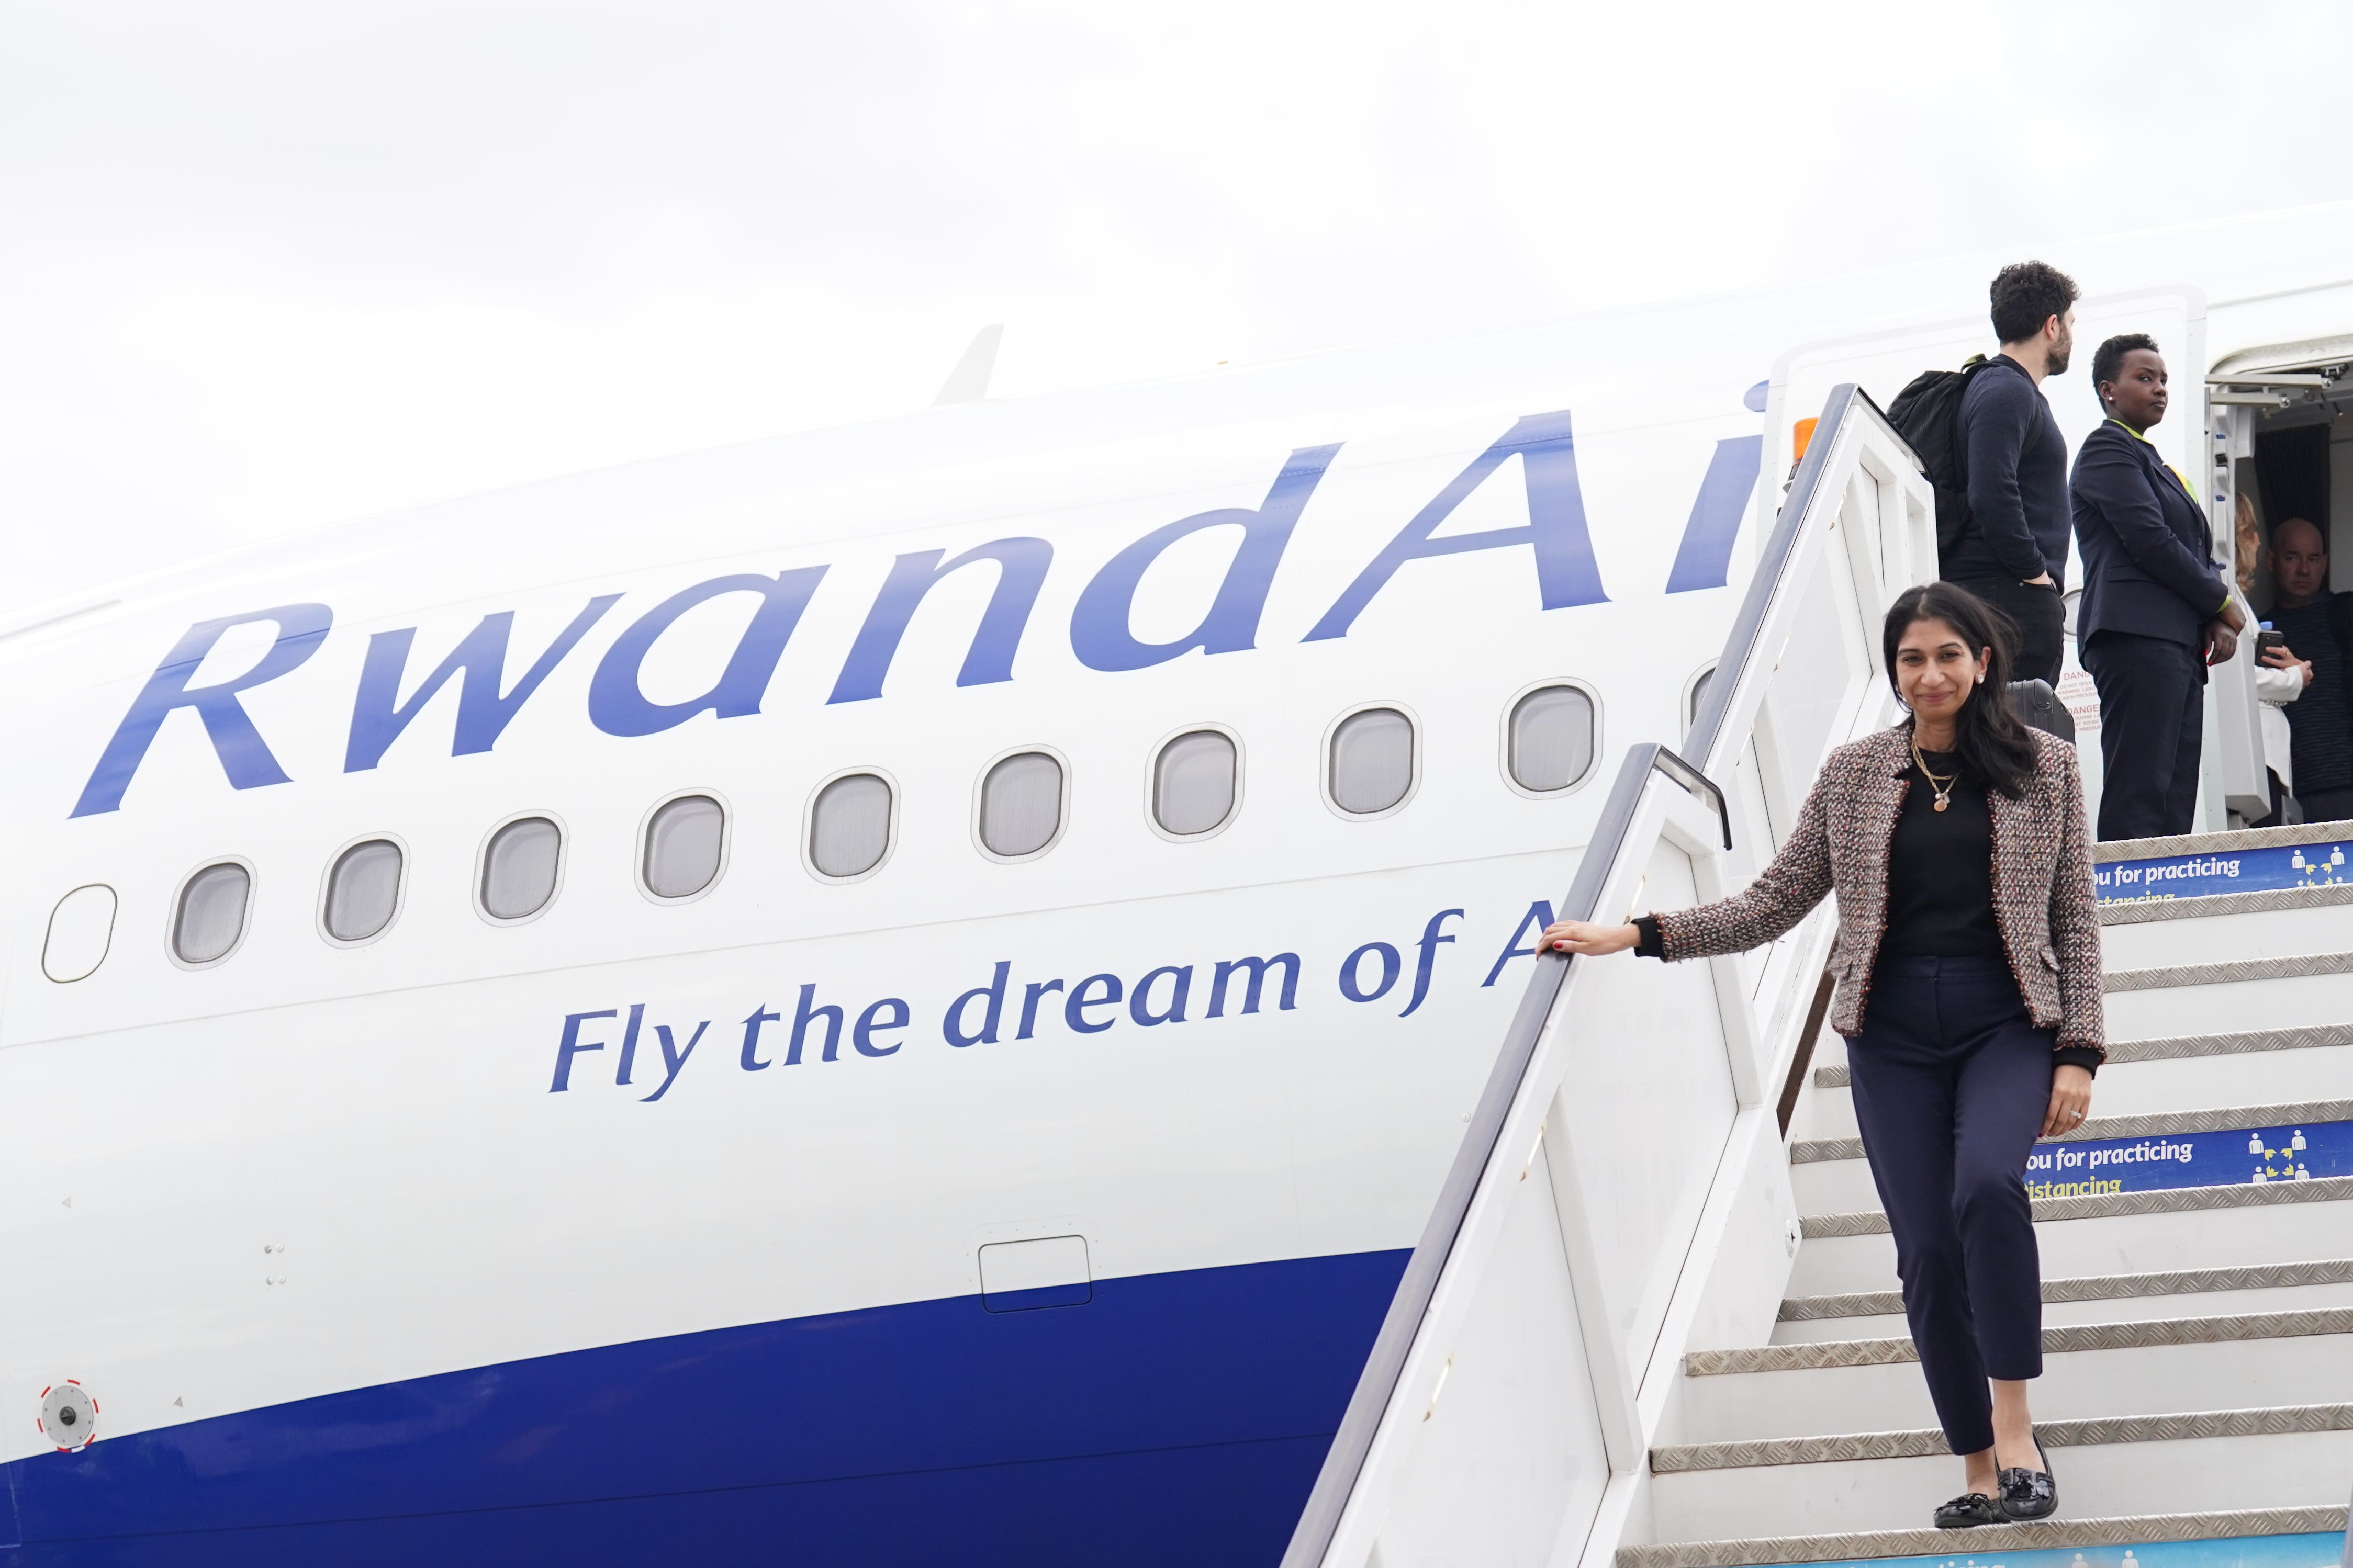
[1887,354,1993,569]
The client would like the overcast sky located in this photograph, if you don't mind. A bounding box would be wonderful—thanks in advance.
[4,1,2346,611]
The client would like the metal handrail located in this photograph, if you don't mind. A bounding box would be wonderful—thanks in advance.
[1685,383,1916,769]
[1280,383,1897,1568]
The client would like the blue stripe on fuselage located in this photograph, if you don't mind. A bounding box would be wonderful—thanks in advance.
[5,1248,1408,1567]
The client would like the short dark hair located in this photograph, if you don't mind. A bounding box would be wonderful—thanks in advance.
[2092,332,2160,394]
[1989,261,2079,345]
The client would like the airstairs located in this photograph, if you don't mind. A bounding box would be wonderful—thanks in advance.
[1283,388,2353,1568]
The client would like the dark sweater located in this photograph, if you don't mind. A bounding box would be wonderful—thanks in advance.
[2274,597,2353,794]
[1633,750,2101,1074]
[1945,354,2071,589]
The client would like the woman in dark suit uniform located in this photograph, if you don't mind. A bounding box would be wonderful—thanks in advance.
[2071,334,2246,840]
[1542,583,2103,1528]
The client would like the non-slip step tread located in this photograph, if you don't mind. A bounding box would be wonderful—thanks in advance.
[1611,1504,2348,1568]
[1801,1172,2353,1239]
[1686,1305,2353,1375]
[1792,1096,2353,1164]
[1813,1022,2353,1087]
[2108,951,2353,992]
[2101,883,2353,924]
[2095,820,2353,860]
[1779,1258,2353,1321]
[1649,1401,2353,1472]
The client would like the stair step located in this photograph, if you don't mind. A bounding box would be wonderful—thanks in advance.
[1792,1096,2353,1165]
[1772,1259,2353,1343]
[1648,1407,2353,1540]
[1814,1023,2353,1086]
[1675,1310,2353,1443]
[1789,1176,2353,1296]
[1614,1504,2347,1568]
[2106,969,2353,1042]
[1783,1257,2353,1320]
[2108,952,2353,992]
[2103,889,2353,968]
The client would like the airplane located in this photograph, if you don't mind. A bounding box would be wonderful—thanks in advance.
[6,198,2352,1565]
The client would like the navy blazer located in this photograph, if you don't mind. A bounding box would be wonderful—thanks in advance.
[2070,420,2228,649]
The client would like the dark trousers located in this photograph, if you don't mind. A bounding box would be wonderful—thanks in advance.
[2081,628,2204,841]
[1847,957,2052,1455]
[2299,785,2353,825]
[1952,576,2065,687]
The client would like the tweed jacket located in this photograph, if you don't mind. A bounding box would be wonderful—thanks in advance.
[1652,725,2104,1057]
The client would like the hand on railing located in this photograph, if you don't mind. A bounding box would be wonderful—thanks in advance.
[1539,920,1638,957]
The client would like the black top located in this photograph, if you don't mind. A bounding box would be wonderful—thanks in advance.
[1946,354,2071,588]
[2069,419,2228,649]
[1881,750,2001,958]
[2273,597,2353,794]
[1632,744,2100,1074]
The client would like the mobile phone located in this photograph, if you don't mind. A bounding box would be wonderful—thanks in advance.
[2257,630,2287,656]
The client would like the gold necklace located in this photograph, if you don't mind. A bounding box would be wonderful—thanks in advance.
[1911,740,1957,813]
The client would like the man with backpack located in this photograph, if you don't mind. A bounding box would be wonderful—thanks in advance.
[1890,262,2079,685]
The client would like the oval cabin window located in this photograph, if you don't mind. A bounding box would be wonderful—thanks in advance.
[1328,708,1415,815]
[979,752,1065,859]
[481,817,562,921]
[643,795,726,899]
[1152,730,1237,836]
[43,884,117,983]
[1507,685,1596,792]
[323,839,404,942]
[173,863,251,965]
[810,773,893,879]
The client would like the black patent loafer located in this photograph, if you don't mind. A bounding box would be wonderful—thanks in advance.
[1934,1492,2007,1528]
[1998,1442,2057,1520]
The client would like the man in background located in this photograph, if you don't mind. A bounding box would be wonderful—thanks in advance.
[2268,517,2353,822]
[1944,261,2078,685]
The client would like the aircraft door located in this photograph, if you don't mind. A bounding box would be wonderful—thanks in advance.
[1769,289,2261,830]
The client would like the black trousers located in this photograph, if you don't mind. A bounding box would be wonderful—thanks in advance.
[2081,628,2203,841]
[1952,576,2065,687]
[1847,957,2052,1455]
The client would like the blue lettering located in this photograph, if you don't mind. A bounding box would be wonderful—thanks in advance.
[739,1002,781,1071]
[549,1008,618,1092]
[1482,900,1557,986]
[615,1001,645,1085]
[829,540,1051,703]
[1066,973,1123,1034]
[1664,436,1764,593]
[1339,942,1402,1003]
[946,961,1012,1047]
[1018,978,1066,1040]
[641,1019,708,1102]
[1399,908,1464,1017]
[787,984,843,1064]
[1206,953,1299,1017]
[588,569,826,738]
[1130,965,1193,1026]
[1071,445,1339,671]
[1305,411,1604,641]
[345,595,621,770]
[72,603,332,817]
[855,998,910,1056]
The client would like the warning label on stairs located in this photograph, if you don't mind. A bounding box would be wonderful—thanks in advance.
[2096,841,2353,902]
[2023,1121,2350,1197]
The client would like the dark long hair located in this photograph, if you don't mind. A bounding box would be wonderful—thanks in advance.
[1881,582,2038,799]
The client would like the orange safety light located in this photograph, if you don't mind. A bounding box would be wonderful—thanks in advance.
[1792,416,1819,466]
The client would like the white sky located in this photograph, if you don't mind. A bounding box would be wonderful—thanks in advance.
[4,0,2347,611]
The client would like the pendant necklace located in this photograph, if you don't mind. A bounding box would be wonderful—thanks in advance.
[1911,740,1957,813]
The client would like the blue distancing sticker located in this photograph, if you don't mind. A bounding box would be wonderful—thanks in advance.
[2023,1120,2349,1199]
[1773,1529,2343,1568]
[2096,840,2352,903]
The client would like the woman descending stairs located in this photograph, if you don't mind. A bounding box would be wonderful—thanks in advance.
[1624,820,2353,1566]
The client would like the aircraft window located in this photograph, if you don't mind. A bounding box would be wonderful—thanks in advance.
[643,795,726,899]
[323,839,404,943]
[173,862,251,965]
[810,772,894,879]
[482,816,562,920]
[979,751,1065,859]
[1152,730,1237,836]
[43,884,117,983]
[1507,685,1596,793]
[1329,707,1415,815]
